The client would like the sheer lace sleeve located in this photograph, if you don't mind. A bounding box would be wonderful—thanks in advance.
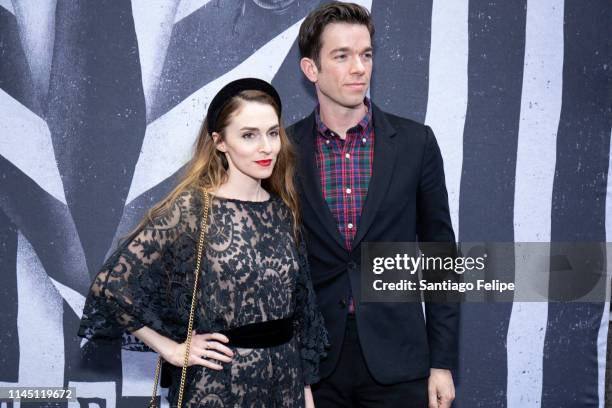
[293,238,329,385]
[78,191,194,351]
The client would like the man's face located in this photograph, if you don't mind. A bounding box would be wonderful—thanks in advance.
[312,23,373,109]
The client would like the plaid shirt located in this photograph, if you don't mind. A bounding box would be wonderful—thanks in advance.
[314,98,375,250]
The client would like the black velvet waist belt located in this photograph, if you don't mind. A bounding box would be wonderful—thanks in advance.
[219,316,294,348]
[161,316,294,388]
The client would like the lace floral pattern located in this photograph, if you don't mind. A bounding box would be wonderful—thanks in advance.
[78,188,328,407]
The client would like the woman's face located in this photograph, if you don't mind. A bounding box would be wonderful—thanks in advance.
[215,101,281,182]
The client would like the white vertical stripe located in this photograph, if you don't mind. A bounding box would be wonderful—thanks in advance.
[131,0,181,121]
[508,1,564,407]
[11,0,57,100]
[599,129,612,407]
[50,278,86,319]
[0,0,14,14]
[0,88,67,204]
[598,286,611,408]
[67,382,116,408]
[0,233,64,388]
[174,0,213,23]
[122,349,161,396]
[350,0,372,11]
[424,0,469,239]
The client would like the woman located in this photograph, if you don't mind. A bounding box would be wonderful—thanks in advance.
[78,78,328,407]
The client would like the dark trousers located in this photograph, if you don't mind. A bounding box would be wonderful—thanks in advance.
[312,315,429,408]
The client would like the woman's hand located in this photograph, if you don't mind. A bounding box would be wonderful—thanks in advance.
[163,331,234,370]
[304,385,315,408]
[132,326,234,370]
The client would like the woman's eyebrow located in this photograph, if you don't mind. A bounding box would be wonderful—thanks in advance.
[239,124,279,131]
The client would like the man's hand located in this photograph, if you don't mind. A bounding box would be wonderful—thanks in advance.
[428,368,455,408]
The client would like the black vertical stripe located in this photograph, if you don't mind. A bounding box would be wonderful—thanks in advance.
[457,1,527,407]
[0,209,18,381]
[0,7,42,116]
[0,156,90,294]
[272,38,318,125]
[46,0,146,274]
[150,1,315,122]
[370,0,432,122]
[542,1,611,406]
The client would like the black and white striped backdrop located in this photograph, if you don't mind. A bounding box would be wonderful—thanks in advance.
[0,1,610,406]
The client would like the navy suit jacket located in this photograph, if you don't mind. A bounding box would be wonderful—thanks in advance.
[287,102,459,384]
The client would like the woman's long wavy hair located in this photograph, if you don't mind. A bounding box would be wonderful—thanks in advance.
[130,90,300,241]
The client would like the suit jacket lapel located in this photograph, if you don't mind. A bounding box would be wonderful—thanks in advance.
[295,113,346,249]
[352,103,397,248]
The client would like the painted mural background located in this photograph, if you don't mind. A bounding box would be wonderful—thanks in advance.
[1,0,610,407]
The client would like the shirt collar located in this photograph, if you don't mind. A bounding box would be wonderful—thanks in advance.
[315,97,373,140]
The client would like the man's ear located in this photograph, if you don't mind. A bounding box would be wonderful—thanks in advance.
[212,132,226,152]
[300,57,319,83]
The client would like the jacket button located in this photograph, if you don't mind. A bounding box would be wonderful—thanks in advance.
[339,299,347,308]
[348,261,357,270]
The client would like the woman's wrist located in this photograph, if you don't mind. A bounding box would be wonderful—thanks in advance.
[159,338,182,366]
[132,326,180,365]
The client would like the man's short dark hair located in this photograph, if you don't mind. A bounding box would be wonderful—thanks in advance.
[298,1,375,68]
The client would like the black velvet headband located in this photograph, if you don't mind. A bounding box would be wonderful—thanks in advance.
[206,78,282,134]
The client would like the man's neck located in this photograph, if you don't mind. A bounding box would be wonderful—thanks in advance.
[318,98,367,140]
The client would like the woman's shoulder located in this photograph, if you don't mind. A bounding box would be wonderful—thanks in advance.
[175,187,204,209]
[269,193,288,209]
[268,194,295,224]
[148,187,203,229]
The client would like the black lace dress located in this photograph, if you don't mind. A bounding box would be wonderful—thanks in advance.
[78,188,328,407]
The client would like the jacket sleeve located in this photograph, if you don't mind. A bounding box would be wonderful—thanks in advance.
[417,125,460,370]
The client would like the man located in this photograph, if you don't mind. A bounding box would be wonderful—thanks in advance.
[287,2,459,407]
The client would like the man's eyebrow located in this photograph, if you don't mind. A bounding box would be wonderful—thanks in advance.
[329,46,373,54]
[329,47,351,54]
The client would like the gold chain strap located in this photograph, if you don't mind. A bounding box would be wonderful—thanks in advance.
[148,355,162,407]
[149,188,210,408]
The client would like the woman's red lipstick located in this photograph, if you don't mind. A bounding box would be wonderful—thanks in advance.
[255,159,272,167]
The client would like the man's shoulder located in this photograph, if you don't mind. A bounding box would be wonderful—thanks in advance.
[372,104,431,144]
[373,104,428,132]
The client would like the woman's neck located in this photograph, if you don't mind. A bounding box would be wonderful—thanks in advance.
[215,172,268,202]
